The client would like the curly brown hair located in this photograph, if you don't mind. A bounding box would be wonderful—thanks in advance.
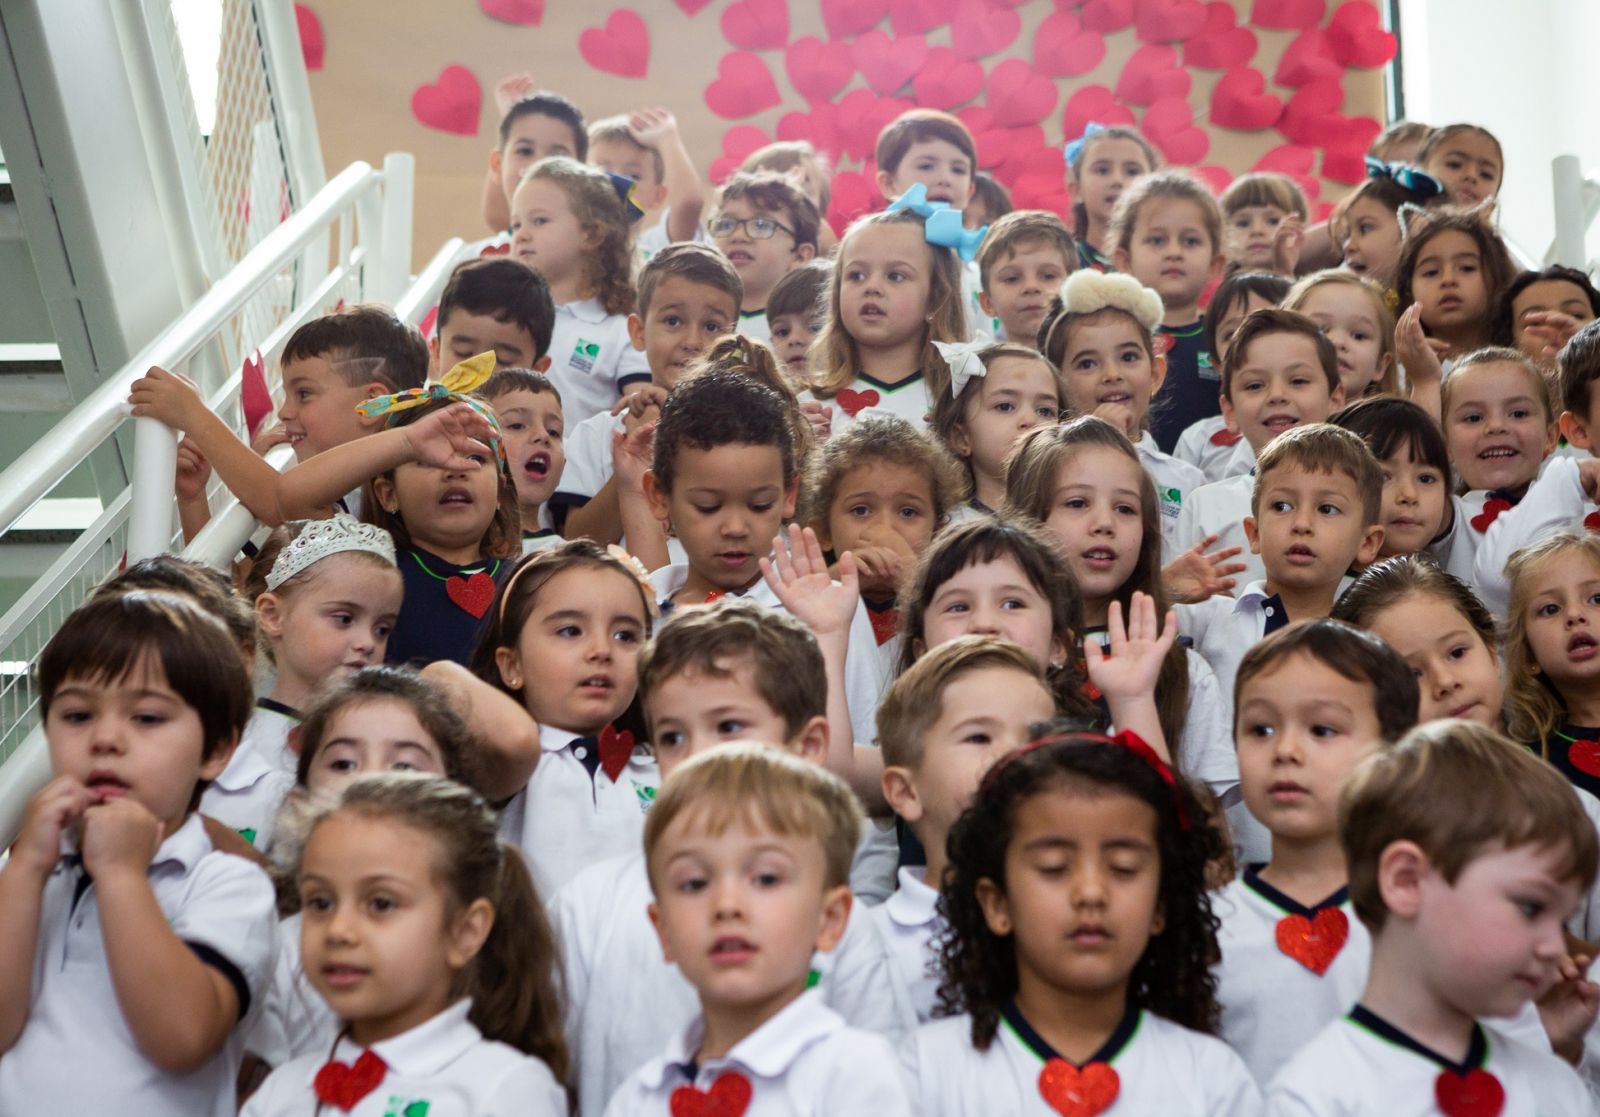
[520,156,636,316]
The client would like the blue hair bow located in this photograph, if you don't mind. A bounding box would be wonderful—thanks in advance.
[1064,122,1107,168]
[885,183,989,264]
[1364,156,1444,202]
[607,172,646,223]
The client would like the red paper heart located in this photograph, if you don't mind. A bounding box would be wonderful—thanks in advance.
[988,126,1047,178]
[822,0,890,39]
[1320,116,1384,182]
[1034,11,1106,77]
[675,0,715,13]
[721,0,789,51]
[479,243,510,257]
[1254,143,1318,176]
[411,65,481,136]
[1568,736,1600,777]
[671,1072,753,1117]
[987,60,1058,127]
[1278,78,1345,146]
[1000,146,1068,195]
[854,30,929,96]
[705,52,782,119]
[1192,163,1236,195]
[1135,0,1207,43]
[1061,86,1135,142]
[1586,511,1600,533]
[1434,1069,1505,1117]
[446,571,496,618]
[598,724,636,782]
[1327,2,1397,67]
[1211,66,1283,131]
[294,5,324,71]
[950,0,1021,60]
[479,0,543,25]
[1185,3,1257,69]
[971,118,1020,169]
[1080,0,1134,33]
[1275,907,1349,975]
[580,10,649,79]
[709,125,773,184]
[1470,497,1512,533]
[1115,44,1191,105]
[1250,0,1325,30]
[778,102,846,159]
[1143,96,1209,164]
[314,1050,386,1111]
[839,89,909,161]
[837,388,881,416]
[827,170,879,236]
[418,304,439,339]
[890,0,957,35]
[786,36,855,103]
[241,349,272,438]
[1209,426,1241,446]
[869,607,901,645]
[913,48,986,109]
[1038,1059,1120,1116]
[1274,27,1344,87]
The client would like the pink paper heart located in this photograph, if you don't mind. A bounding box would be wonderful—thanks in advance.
[1034,10,1106,77]
[1135,0,1207,43]
[1192,163,1236,195]
[1327,2,1397,67]
[479,0,543,25]
[411,65,481,136]
[1184,2,1257,69]
[827,170,881,236]
[1254,143,1318,176]
[890,0,957,36]
[988,125,1046,176]
[1080,0,1135,33]
[913,47,985,109]
[1250,0,1325,30]
[674,0,715,13]
[1274,27,1344,86]
[1143,96,1209,164]
[853,29,929,96]
[705,51,781,119]
[987,59,1058,127]
[580,10,650,78]
[1115,43,1191,105]
[1210,66,1283,130]
[1277,78,1344,146]
[786,36,855,102]
[709,124,773,183]
[1061,85,1135,143]
[778,102,846,159]
[1321,116,1383,182]
[294,5,324,70]
[822,0,889,38]
[722,0,789,51]
[950,0,1021,60]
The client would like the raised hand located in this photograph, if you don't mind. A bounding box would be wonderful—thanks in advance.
[1163,534,1246,602]
[1084,591,1178,705]
[494,72,539,116]
[400,402,497,471]
[760,523,859,639]
[1521,310,1585,367]
[626,107,680,149]
[800,399,833,443]
[1272,215,1305,276]
[611,420,656,495]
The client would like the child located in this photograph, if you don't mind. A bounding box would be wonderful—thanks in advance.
[472,541,656,897]
[1393,208,1519,373]
[1172,309,1351,588]
[1065,123,1160,272]
[974,210,1075,348]
[768,259,831,383]
[968,172,1013,230]
[1495,264,1600,366]
[1370,120,1432,166]
[808,209,965,431]
[603,746,912,1116]
[91,553,257,671]
[587,108,706,265]
[1109,172,1227,452]
[929,342,1064,515]
[903,725,1261,1113]
[510,156,651,425]
[242,774,569,1116]
[1175,272,1292,483]
[1267,720,1596,1113]
[739,139,836,252]
[1330,397,1464,572]
[480,368,566,550]
[555,599,910,1116]
[1220,173,1309,277]
[0,592,274,1114]
[1332,162,1444,289]
[478,89,587,250]
[1039,269,1208,551]
[1417,122,1504,209]
[204,514,402,848]
[1284,270,1398,400]
[708,171,821,343]
[432,256,556,377]
[1214,619,1419,1082]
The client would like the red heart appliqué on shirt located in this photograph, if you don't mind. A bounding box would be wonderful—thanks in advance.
[868,607,901,646]
[1567,737,1600,779]
[1038,1059,1120,1116]
[1209,427,1242,447]
[1434,1068,1505,1117]
[1275,907,1349,975]
[314,1050,387,1111]
[598,725,636,783]
[1469,497,1512,533]
[836,388,881,417]
[670,1071,753,1117]
[445,571,496,618]
[1585,510,1600,533]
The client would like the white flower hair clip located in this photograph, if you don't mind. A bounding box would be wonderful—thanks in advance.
[266,514,397,591]
[1056,270,1165,334]
[934,339,990,399]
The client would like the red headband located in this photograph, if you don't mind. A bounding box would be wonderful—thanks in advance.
[984,729,1190,831]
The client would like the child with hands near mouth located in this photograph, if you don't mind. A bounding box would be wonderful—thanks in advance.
[973,211,1075,347]
[1220,174,1309,278]
[903,722,1261,1115]
[0,592,275,1116]
[1065,123,1160,273]
[1496,265,1600,369]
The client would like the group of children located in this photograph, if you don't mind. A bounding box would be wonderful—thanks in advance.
[4,79,1600,1116]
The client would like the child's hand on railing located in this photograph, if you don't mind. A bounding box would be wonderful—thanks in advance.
[128,366,207,432]
[174,437,212,502]
[398,402,497,471]
[250,422,291,457]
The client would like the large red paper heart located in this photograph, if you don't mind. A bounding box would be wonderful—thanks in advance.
[294,5,323,71]
[579,10,650,79]
[987,60,1058,127]
[1250,0,1325,30]
[446,571,496,619]
[1278,78,1344,146]
[705,52,781,119]
[709,125,773,183]
[1115,44,1191,105]
[854,30,929,96]
[950,0,1021,60]
[827,170,879,235]
[822,0,889,39]
[839,89,908,161]
[1321,116,1384,182]
[411,66,481,136]
[913,48,986,109]
[1038,1059,1120,1116]
[1434,1069,1505,1117]
[1327,1,1397,67]
[1185,2,1257,69]
[314,1050,386,1111]
[1274,27,1344,86]
[670,1072,753,1117]
[837,388,881,416]
[986,125,1046,175]
[1034,11,1105,77]
[1061,85,1135,143]
[1275,908,1349,975]
[722,0,789,51]
[1143,96,1209,164]
[1211,66,1283,130]
[890,0,956,35]
[1080,0,1134,33]
[479,0,542,25]
[786,36,854,103]
[1568,737,1600,778]
[778,102,846,159]
[1135,0,1207,43]
[1254,143,1318,176]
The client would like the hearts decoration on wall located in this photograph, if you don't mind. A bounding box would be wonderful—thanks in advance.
[1275,27,1345,86]
[1061,85,1135,145]
[721,0,789,52]
[890,0,957,36]
[913,48,986,109]
[1143,95,1209,164]
[580,10,650,79]
[827,169,881,235]
[854,30,929,97]
[950,0,1022,60]
[293,5,323,71]
[1251,0,1326,31]
[786,37,855,103]
[1185,3,1257,69]
[705,52,782,119]
[479,0,543,26]
[1115,44,1192,105]
[240,349,272,438]
[986,59,1058,127]
[1211,66,1283,130]
[1326,2,1397,67]
[1081,0,1136,33]
[778,102,845,159]
[1034,11,1106,77]
[1135,0,1208,44]
[709,125,772,183]
[1277,77,1344,145]
[411,65,481,136]
[674,0,715,13]
[822,0,890,39]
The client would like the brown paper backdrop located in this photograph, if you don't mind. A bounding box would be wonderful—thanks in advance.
[299,0,1391,272]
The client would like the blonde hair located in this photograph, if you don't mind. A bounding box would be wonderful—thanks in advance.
[643,743,863,890]
[1441,346,1557,426]
[1284,270,1400,397]
[928,343,1064,490]
[810,209,964,399]
[1504,532,1600,751]
[878,635,1045,772]
[519,157,635,315]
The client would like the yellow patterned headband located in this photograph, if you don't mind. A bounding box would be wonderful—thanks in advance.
[356,351,506,468]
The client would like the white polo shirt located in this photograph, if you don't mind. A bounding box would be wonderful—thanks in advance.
[601,988,912,1117]
[1136,431,1208,559]
[554,852,913,1117]
[499,723,658,900]
[242,998,567,1116]
[0,815,278,1116]
[1175,415,1251,483]
[1172,471,1262,589]
[1475,458,1595,618]
[737,309,773,344]
[554,408,625,506]
[246,911,337,1071]
[633,209,707,271]
[902,1005,1263,1115]
[547,298,652,428]
[199,698,299,850]
[870,867,945,1026]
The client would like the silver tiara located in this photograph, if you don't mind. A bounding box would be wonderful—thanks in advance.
[266,514,398,591]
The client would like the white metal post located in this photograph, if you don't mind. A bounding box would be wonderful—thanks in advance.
[1553,155,1586,270]
[126,417,178,561]
[355,187,384,306]
[381,152,415,302]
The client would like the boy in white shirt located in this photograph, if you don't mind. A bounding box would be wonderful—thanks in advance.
[481,368,567,552]
[556,600,910,1116]
[708,172,821,343]
[1268,720,1599,1114]
[587,109,707,268]
[1173,308,1349,588]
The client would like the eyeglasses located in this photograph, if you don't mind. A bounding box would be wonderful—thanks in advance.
[709,214,794,241]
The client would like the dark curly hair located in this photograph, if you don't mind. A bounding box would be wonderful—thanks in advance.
[935,720,1227,1047]
[651,360,797,494]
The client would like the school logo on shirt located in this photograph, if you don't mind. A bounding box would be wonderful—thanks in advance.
[1197,350,1218,381]
[1160,487,1182,518]
[383,1098,429,1117]
[633,780,656,813]
[570,339,601,375]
